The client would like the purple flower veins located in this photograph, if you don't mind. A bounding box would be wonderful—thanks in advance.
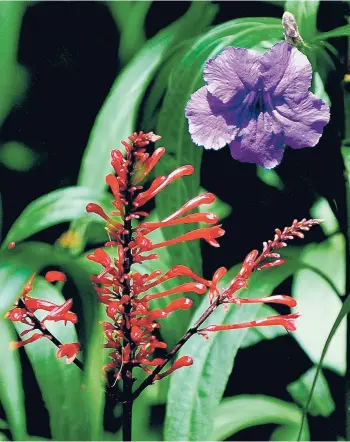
[185,41,330,169]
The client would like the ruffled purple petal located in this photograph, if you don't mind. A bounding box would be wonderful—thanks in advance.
[260,41,312,104]
[203,47,260,104]
[185,86,239,150]
[272,92,330,149]
[229,112,285,169]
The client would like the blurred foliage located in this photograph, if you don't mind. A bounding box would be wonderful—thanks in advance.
[0,0,349,441]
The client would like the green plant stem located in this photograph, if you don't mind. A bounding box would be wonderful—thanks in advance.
[120,153,136,441]
[344,19,350,438]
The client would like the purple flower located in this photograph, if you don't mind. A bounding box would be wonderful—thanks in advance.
[185,42,330,169]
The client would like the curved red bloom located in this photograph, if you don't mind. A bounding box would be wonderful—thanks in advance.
[56,343,81,364]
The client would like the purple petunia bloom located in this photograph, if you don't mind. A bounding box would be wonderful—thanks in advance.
[185,41,330,169]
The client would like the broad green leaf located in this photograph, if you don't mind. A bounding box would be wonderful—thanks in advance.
[0,242,105,439]
[0,2,28,128]
[313,24,350,41]
[284,0,319,42]
[291,234,346,375]
[211,395,309,441]
[78,1,217,193]
[0,421,7,431]
[313,71,331,106]
[287,366,335,417]
[240,305,287,349]
[310,197,339,236]
[298,282,350,438]
[256,168,284,191]
[12,277,89,440]
[155,19,283,342]
[0,319,27,440]
[2,186,111,248]
[109,1,152,65]
[165,256,299,441]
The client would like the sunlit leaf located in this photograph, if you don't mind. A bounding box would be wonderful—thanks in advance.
[310,197,339,236]
[165,255,299,441]
[0,319,27,440]
[291,234,346,375]
[287,366,335,417]
[211,395,309,441]
[2,187,112,248]
[313,24,350,41]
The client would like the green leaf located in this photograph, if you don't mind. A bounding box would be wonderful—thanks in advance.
[310,197,339,236]
[2,186,112,248]
[0,242,105,439]
[77,1,217,194]
[155,19,283,344]
[298,280,350,438]
[0,2,28,129]
[256,168,284,191]
[287,366,335,417]
[291,234,346,375]
[0,421,7,431]
[0,319,27,440]
[313,24,350,41]
[165,256,299,441]
[284,0,320,42]
[12,277,89,440]
[240,305,287,349]
[108,1,152,65]
[211,395,309,441]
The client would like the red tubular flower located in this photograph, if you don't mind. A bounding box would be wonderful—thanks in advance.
[45,271,67,283]
[5,272,79,357]
[56,343,81,364]
[199,313,300,335]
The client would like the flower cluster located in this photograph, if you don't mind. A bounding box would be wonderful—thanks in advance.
[86,132,321,385]
[86,132,225,381]
[5,271,80,364]
[197,218,322,337]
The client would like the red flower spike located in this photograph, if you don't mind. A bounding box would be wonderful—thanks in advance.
[45,271,67,283]
[56,343,80,364]
[155,356,193,380]
[83,132,320,388]
[7,242,16,250]
[199,313,300,334]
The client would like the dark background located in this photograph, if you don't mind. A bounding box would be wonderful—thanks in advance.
[0,1,349,440]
